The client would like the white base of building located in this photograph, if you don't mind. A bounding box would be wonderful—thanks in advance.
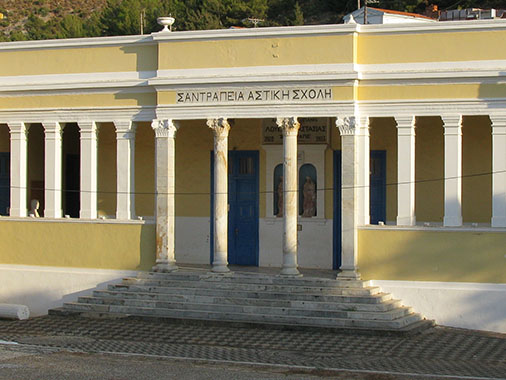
[175,217,333,269]
[0,264,137,317]
[372,280,506,334]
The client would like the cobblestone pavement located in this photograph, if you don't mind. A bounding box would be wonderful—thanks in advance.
[0,315,505,379]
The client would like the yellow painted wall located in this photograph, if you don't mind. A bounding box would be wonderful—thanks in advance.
[135,122,155,217]
[370,118,397,222]
[97,123,116,216]
[357,83,506,101]
[463,116,492,223]
[0,125,9,152]
[0,91,156,110]
[158,35,353,70]
[359,229,506,283]
[0,44,157,76]
[415,117,444,222]
[175,119,264,218]
[358,30,506,65]
[0,220,155,270]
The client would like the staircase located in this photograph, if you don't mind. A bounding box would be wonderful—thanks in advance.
[51,269,434,333]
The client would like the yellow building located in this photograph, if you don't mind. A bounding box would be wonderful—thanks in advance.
[0,19,505,332]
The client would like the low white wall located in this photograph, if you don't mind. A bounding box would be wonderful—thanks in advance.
[372,280,506,334]
[176,216,334,269]
[175,217,211,265]
[260,218,333,268]
[0,264,137,316]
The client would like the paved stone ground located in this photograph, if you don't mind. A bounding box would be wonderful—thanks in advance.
[0,315,505,379]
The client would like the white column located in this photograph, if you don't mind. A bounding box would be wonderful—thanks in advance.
[490,115,506,227]
[277,117,301,277]
[356,117,370,226]
[43,121,63,218]
[152,119,179,272]
[442,115,463,227]
[8,122,29,217]
[396,116,417,226]
[207,118,231,273]
[114,120,136,220]
[336,116,360,279]
[78,121,99,219]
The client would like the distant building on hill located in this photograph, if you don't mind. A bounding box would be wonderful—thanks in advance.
[439,8,506,21]
[343,6,436,24]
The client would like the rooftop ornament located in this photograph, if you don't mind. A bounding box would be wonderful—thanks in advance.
[157,16,175,32]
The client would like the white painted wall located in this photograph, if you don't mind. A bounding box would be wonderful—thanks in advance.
[372,280,506,334]
[0,264,137,316]
[260,218,333,268]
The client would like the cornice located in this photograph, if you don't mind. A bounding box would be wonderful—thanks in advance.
[0,35,155,51]
[152,24,357,42]
[358,18,506,34]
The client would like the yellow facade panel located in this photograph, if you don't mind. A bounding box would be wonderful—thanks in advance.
[0,45,157,77]
[0,92,156,109]
[359,229,506,283]
[358,30,506,65]
[159,35,353,70]
[0,221,155,271]
[358,83,506,101]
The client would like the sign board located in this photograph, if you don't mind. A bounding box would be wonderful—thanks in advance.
[262,118,329,145]
[176,88,333,104]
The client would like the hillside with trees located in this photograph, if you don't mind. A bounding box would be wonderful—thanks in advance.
[0,0,505,41]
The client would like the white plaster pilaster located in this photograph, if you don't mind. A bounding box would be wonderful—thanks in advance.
[207,117,231,273]
[78,121,99,219]
[442,115,463,227]
[42,121,63,219]
[490,115,506,227]
[152,119,179,272]
[114,120,136,220]
[396,116,417,226]
[7,122,29,217]
[356,117,370,226]
[336,116,360,279]
[276,117,301,277]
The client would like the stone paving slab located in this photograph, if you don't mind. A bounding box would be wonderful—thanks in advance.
[0,315,505,379]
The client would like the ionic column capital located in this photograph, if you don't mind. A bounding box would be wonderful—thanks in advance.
[441,115,463,133]
[276,117,300,137]
[207,118,230,138]
[42,121,63,137]
[8,122,29,137]
[336,116,356,136]
[78,121,99,133]
[114,120,136,139]
[490,115,506,132]
[152,119,179,139]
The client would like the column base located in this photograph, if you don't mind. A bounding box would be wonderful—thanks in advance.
[396,215,416,226]
[211,263,230,273]
[9,208,27,218]
[279,267,302,277]
[152,263,178,273]
[443,215,463,227]
[491,216,506,228]
[337,269,361,280]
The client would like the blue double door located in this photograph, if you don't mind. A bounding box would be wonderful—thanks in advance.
[211,150,259,266]
[333,150,386,269]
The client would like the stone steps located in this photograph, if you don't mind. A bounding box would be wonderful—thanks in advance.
[120,277,381,296]
[88,290,403,312]
[107,284,391,303]
[75,296,411,320]
[52,270,434,333]
[60,302,422,329]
